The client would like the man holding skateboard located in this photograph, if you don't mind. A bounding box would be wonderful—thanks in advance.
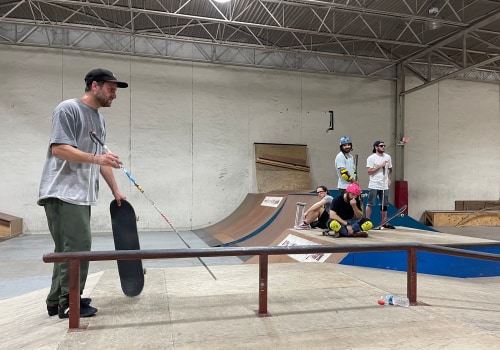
[38,68,127,318]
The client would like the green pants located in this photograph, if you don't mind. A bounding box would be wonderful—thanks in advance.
[43,198,92,306]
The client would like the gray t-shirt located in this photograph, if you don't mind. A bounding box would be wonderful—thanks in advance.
[322,195,333,213]
[38,98,106,206]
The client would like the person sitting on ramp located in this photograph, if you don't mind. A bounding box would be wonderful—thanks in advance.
[325,183,373,238]
[294,185,333,230]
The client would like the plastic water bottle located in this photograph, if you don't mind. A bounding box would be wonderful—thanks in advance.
[385,294,410,307]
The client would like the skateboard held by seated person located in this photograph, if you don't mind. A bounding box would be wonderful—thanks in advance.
[322,218,373,238]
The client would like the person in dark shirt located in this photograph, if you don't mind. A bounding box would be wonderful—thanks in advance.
[326,183,372,237]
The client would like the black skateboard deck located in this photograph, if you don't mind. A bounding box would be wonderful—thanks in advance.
[110,199,145,297]
[373,205,408,230]
[321,229,368,238]
[322,230,339,238]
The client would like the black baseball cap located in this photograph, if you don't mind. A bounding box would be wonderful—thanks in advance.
[84,68,128,88]
[372,140,384,153]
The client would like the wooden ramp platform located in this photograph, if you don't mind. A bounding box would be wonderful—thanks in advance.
[0,212,23,239]
[424,210,500,227]
[245,226,500,277]
[193,191,499,277]
[194,192,318,247]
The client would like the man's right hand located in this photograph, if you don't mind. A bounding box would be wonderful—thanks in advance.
[94,153,123,168]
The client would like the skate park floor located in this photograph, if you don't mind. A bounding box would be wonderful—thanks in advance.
[1,226,500,349]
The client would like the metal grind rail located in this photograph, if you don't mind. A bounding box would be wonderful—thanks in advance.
[43,242,500,331]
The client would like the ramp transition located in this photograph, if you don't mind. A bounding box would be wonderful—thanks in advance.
[193,191,499,277]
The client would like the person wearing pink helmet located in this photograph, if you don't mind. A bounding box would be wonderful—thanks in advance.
[325,183,373,237]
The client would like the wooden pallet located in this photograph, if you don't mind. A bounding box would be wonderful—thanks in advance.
[424,210,500,227]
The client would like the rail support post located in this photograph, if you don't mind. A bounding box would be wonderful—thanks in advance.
[68,259,87,331]
[258,254,269,316]
[407,247,417,305]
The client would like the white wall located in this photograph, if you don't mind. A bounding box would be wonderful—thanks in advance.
[404,76,500,221]
[12,45,497,234]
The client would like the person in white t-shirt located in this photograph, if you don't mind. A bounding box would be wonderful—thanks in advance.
[366,140,395,229]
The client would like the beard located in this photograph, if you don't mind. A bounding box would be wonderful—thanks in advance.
[95,89,113,107]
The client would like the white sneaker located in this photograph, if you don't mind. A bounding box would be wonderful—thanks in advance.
[294,222,311,230]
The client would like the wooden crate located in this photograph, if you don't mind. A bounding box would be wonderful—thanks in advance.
[455,200,500,211]
[424,210,500,227]
[0,213,23,238]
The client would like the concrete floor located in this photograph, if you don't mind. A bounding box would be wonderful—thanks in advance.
[0,231,241,301]
[0,227,499,349]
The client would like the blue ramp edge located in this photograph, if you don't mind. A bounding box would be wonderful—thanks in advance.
[325,190,499,277]
[339,246,500,278]
[327,189,437,232]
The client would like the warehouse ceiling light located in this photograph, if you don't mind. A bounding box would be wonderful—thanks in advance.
[426,5,442,30]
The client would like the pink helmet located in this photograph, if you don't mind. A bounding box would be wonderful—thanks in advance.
[346,183,362,196]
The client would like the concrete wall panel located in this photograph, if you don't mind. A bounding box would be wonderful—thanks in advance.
[1,45,498,233]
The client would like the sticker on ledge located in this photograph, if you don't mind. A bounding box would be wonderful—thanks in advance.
[278,234,331,262]
[261,196,283,207]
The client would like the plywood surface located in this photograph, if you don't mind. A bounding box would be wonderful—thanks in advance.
[255,143,311,192]
[424,210,500,226]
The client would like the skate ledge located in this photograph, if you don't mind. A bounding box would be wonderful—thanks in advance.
[0,212,23,239]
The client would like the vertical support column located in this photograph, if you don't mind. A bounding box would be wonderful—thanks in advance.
[395,63,406,182]
[258,254,269,316]
[68,259,89,331]
[68,259,81,330]
[407,248,417,305]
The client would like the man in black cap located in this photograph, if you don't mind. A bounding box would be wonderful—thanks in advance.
[366,140,395,229]
[84,68,129,89]
[38,68,128,319]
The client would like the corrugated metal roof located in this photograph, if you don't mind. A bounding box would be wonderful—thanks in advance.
[1,0,500,81]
